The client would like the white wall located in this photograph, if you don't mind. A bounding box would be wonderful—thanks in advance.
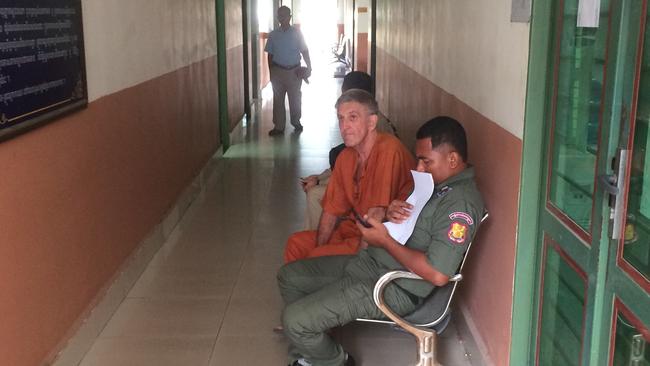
[337,0,344,24]
[292,0,303,24]
[378,0,529,138]
[82,0,217,102]
[356,0,369,32]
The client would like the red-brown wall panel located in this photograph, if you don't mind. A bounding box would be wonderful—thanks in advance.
[0,57,219,366]
[225,0,245,130]
[356,33,368,73]
[260,33,270,90]
[227,45,245,130]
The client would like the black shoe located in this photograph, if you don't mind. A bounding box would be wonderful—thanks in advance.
[268,128,284,136]
[345,353,355,366]
[293,124,303,132]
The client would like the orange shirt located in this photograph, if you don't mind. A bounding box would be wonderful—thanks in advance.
[322,133,415,226]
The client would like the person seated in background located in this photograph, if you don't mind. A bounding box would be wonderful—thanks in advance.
[278,116,485,366]
[300,71,399,230]
[300,144,346,230]
[284,89,414,263]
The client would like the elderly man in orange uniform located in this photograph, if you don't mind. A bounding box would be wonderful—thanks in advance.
[284,89,415,263]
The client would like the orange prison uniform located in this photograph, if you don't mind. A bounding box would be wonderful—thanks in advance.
[284,133,415,263]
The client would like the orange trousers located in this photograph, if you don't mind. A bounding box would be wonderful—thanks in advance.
[283,226,361,263]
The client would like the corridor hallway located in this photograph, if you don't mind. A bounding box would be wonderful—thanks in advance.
[66,74,478,366]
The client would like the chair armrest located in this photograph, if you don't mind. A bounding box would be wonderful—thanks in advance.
[372,271,427,334]
[372,271,422,305]
[373,271,462,305]
[373,270,463,333]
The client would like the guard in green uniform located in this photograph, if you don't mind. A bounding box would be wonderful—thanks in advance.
[277,116,485,366]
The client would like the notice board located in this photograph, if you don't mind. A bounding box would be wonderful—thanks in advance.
[0,1,87,141]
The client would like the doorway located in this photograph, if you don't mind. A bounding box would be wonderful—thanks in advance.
[295,0,341,81]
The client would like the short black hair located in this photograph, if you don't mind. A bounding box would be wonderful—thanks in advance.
[416,116,468,162]
[329,143,345,170]
[342,71,372,93]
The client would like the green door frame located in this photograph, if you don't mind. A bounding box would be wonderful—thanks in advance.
[251,0,260,100]
[509,0,554,361]
[216,0,231,151]
[369,0,377,96]
[242,0,252,118]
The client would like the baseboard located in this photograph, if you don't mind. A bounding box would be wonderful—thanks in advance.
[49,146,224,366]
[455,304,495,366]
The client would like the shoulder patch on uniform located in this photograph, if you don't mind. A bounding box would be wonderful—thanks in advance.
[449,212,474,225]
[435,186,453,198]
[448,221,469,244]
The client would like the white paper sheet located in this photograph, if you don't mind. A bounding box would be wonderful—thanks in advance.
[383,170,434,245]
[577,0,600,28]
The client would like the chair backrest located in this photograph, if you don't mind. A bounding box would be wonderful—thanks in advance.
[403,212,489,328]
[334,33,344,53]
[332,34,347,59]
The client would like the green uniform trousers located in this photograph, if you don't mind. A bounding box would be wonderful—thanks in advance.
[277,254,420,366]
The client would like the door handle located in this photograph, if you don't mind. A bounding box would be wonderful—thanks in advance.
[598,173,619,195]
[598,149,629,240]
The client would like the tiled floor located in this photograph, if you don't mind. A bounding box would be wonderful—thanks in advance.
[76,69,474,366]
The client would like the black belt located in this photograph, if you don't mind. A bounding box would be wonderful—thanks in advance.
[273,63,300,70]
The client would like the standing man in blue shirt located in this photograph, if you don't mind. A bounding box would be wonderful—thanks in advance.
[265,6,312,136]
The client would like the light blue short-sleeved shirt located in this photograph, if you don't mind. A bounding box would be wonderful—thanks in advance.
[264,26,307,67]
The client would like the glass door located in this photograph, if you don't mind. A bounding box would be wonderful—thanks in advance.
[535,0,612,363]
[533,0,650,364]
[605,0,650,363]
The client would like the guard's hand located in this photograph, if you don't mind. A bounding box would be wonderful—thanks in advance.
[356,216,390,248]
[299,175,319,192]
[386,200,413,223]
[359,239,369,250]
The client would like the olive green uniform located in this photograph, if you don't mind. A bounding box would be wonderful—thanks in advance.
[277,167,485,366]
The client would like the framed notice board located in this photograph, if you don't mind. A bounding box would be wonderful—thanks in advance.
[0,0,87,142]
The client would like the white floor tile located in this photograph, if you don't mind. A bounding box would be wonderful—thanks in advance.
[80,337,214,366]
[128,264,241,300]
[208,335,289,366]
[99,298,227,338]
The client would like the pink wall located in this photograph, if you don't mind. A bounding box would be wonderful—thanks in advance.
[0,57,219,366]
[226,0,245,129]
[260,33,271,90]
[356,33,369,73]
[227,45,246,130]
[376,48,520,366]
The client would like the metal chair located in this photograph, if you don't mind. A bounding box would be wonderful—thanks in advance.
[331,35,350,67]
[356,212,488,366]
